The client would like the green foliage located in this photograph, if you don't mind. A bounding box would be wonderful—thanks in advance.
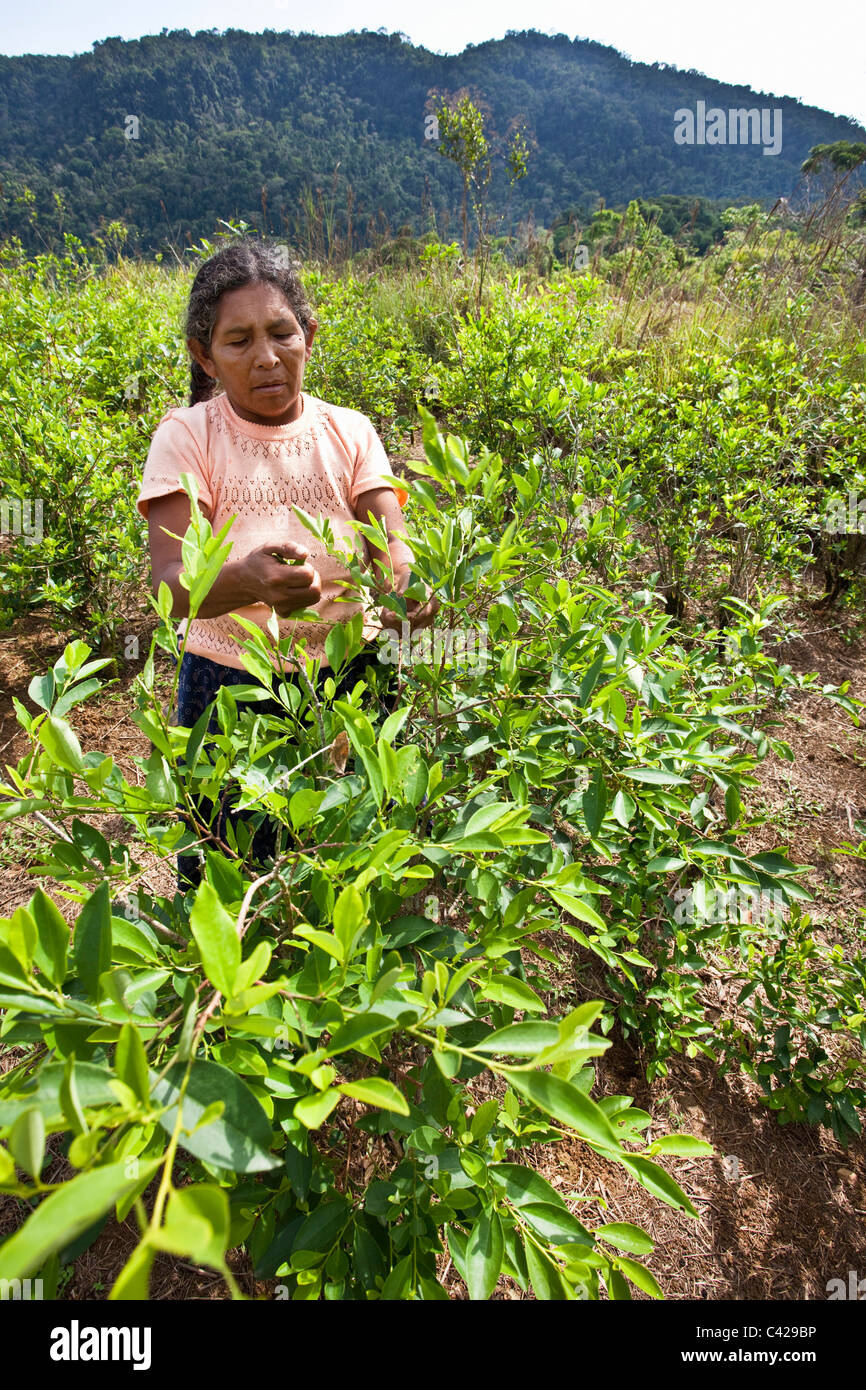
[434,95,492,259]
[717,904,866,1144]
[431,272,606,454]
[1,198,865,1299]
[0,236,187,644]
[0,427,720,1301]
[615,340,866,618]
[302,274,426,448]
[2,405,863,1300]
[2,211,863,641]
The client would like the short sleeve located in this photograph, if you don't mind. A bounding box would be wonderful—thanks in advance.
[136,411,213,521]
[350,417,409,508]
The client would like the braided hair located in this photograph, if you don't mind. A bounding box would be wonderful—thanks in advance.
[185,241,314,406]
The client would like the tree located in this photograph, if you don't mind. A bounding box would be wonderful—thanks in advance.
[801,140,866,177]
[433,93,529,305]
[433,94,490,261]
[801,141,866,304]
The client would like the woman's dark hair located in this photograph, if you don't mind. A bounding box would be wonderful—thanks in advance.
[185,240,314,406]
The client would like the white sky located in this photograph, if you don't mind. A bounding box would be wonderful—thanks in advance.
[2,0,865,129]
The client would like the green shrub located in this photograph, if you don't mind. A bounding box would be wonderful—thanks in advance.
[3,409,862,1301]
[0,424,715,1301]
[0,237,185,645]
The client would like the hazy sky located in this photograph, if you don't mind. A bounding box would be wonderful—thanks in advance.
[3,0,865,128]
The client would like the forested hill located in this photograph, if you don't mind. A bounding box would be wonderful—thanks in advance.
[1,27,863,254]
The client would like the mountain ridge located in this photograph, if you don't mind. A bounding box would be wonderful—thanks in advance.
[1,28,862,254]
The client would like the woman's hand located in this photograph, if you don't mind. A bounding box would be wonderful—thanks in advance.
[244,542,322,617]
[378,578,439,634]
[352,486,439,634]
[148,494,322,622]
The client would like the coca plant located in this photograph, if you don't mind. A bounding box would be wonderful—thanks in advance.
[1,405,861,1304]
[318,409,863,1134]
[0,420,718,1301]
[1,408,859,1299]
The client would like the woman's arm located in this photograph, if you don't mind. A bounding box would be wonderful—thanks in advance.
[148,491,322,620]
[354,486,438,631]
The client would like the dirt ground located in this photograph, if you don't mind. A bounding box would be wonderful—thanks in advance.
[0,602,864,1301]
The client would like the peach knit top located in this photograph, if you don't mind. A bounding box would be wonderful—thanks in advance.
[137,391,407,672]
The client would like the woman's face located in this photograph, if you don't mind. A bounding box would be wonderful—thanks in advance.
[188,280,317,426]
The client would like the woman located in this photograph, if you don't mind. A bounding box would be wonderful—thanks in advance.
[137,240,437,886]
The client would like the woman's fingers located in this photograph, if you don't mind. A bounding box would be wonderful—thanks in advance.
[377,592,439,633]
[272,561,318,588]
[245,545,321,614]
[378,605,403,633]
[406,593,439,630]
[267,541,310,565]
[273,566,322,615]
